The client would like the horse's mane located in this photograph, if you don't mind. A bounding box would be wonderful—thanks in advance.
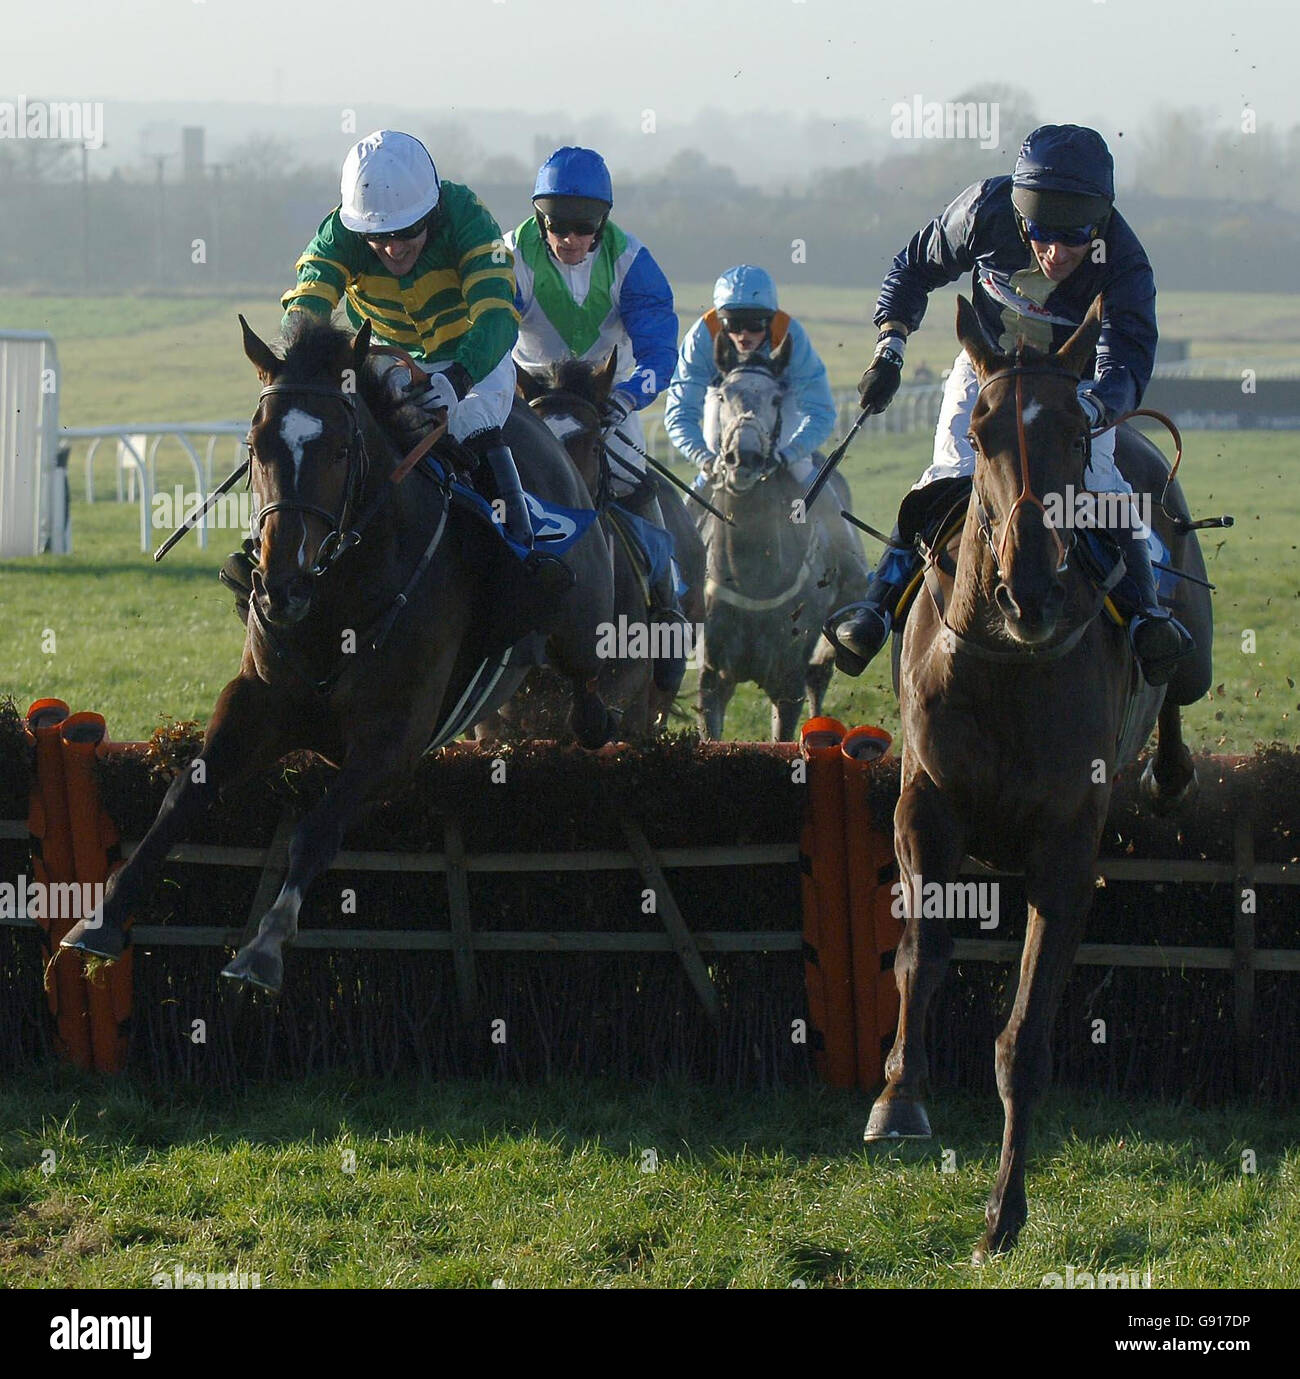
[532,356,609,403]
[278,311,355,381]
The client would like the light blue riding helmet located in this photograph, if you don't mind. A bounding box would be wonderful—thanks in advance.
[713,265,779,314]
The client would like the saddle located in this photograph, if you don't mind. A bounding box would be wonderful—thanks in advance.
[605,503,681,610]
[890,476,1131,633]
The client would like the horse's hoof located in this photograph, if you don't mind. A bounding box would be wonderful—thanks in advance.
[1141,758,1198,817]
[974,1223,1021,1263]
[59,917,126,961]
[864,1095,932,1141]
[220,946,283,994]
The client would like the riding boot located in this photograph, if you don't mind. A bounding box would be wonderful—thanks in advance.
[823,527,920,676]
[218,538,258,624]
[468,431,574,605]
[627,485,691,693]
[1111,525,1194,686]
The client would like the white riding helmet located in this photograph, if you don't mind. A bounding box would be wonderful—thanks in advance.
[339,130,441,235]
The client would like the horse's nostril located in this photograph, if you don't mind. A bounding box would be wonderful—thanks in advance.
[995,584,1021,620]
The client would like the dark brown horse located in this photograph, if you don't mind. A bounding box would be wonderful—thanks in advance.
[867,296,1213,1260]
[517,352,705,736]
[61,315,614,992]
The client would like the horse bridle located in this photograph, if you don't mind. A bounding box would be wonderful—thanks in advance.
[969,358,1080,581]
[249,380,371,577]
[714,362,787,489]
[528,389,611,504]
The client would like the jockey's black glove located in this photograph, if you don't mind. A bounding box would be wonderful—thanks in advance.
[858,343,905,413]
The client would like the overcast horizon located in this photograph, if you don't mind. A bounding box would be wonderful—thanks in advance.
[7,0,1295,134]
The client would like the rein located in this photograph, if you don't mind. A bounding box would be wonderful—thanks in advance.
[971,360,1074,580]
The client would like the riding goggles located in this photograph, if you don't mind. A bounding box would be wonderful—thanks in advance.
[544,214,600,237]
[1021,218,1097,247]
[719,309,773,334]
[365,216,427,243]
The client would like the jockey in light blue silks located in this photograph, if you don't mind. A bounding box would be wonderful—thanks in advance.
[824,125,1193,686]
[663,264,868,581]
[506,146,691,685]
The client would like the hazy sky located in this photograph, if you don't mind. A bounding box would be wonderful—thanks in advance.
[5,0,1293,137]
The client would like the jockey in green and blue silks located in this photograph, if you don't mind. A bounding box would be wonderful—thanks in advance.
[506,147,679,501]
[825,124,1193,687]
[664,265,838,488]
[506,146,691,677]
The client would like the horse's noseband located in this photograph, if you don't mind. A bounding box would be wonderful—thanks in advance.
[250,379,370,578]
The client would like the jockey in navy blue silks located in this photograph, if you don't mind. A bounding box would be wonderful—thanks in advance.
[505,146,691,687]
[825,125,1193,686]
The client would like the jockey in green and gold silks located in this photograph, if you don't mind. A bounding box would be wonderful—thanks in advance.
[279,129,543,557]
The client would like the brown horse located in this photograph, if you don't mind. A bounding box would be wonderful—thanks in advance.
[516,352,705,736]
[61,314,615,992]
[867,296,1213,1261]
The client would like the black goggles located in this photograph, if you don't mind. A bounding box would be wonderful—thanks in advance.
[544,214,600,238]
[366,217,427,244]
[719,310,772,334]
[1022,218,1096,247]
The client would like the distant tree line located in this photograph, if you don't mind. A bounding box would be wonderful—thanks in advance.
[2,95,1296,300]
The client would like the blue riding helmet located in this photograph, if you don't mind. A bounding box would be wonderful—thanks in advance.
[533,146,613,246]
[533,146,613,206]
[1011,124,1114,230]
[713,265,779,314]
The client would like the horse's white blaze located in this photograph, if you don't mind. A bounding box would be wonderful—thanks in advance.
[542,413,584,443]
[279,408,324,489]
[1020,399,1043,428]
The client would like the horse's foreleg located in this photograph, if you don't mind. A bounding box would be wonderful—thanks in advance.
[866,773,962,1141]
[697,664,734,741]
[1141,698,1197,815]
[979,858,1092,1262]
[772,695,805,742]
[61,675,288,959]
[221,740,406,994]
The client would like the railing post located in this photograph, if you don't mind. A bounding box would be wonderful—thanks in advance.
[1232,812,1256,1094]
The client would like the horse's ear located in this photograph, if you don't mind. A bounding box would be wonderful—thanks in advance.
[955,296,998,380]
[594,347,618,399]
[769,333,793,375]
[515,367,546,404]
[1055,295,1104,379]
[715,329,738,375]
[351,319,373,377]
[240,314,280,383]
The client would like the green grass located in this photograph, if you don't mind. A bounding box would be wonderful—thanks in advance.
[0,290,1296,746]
[2,1073,1296,1288]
